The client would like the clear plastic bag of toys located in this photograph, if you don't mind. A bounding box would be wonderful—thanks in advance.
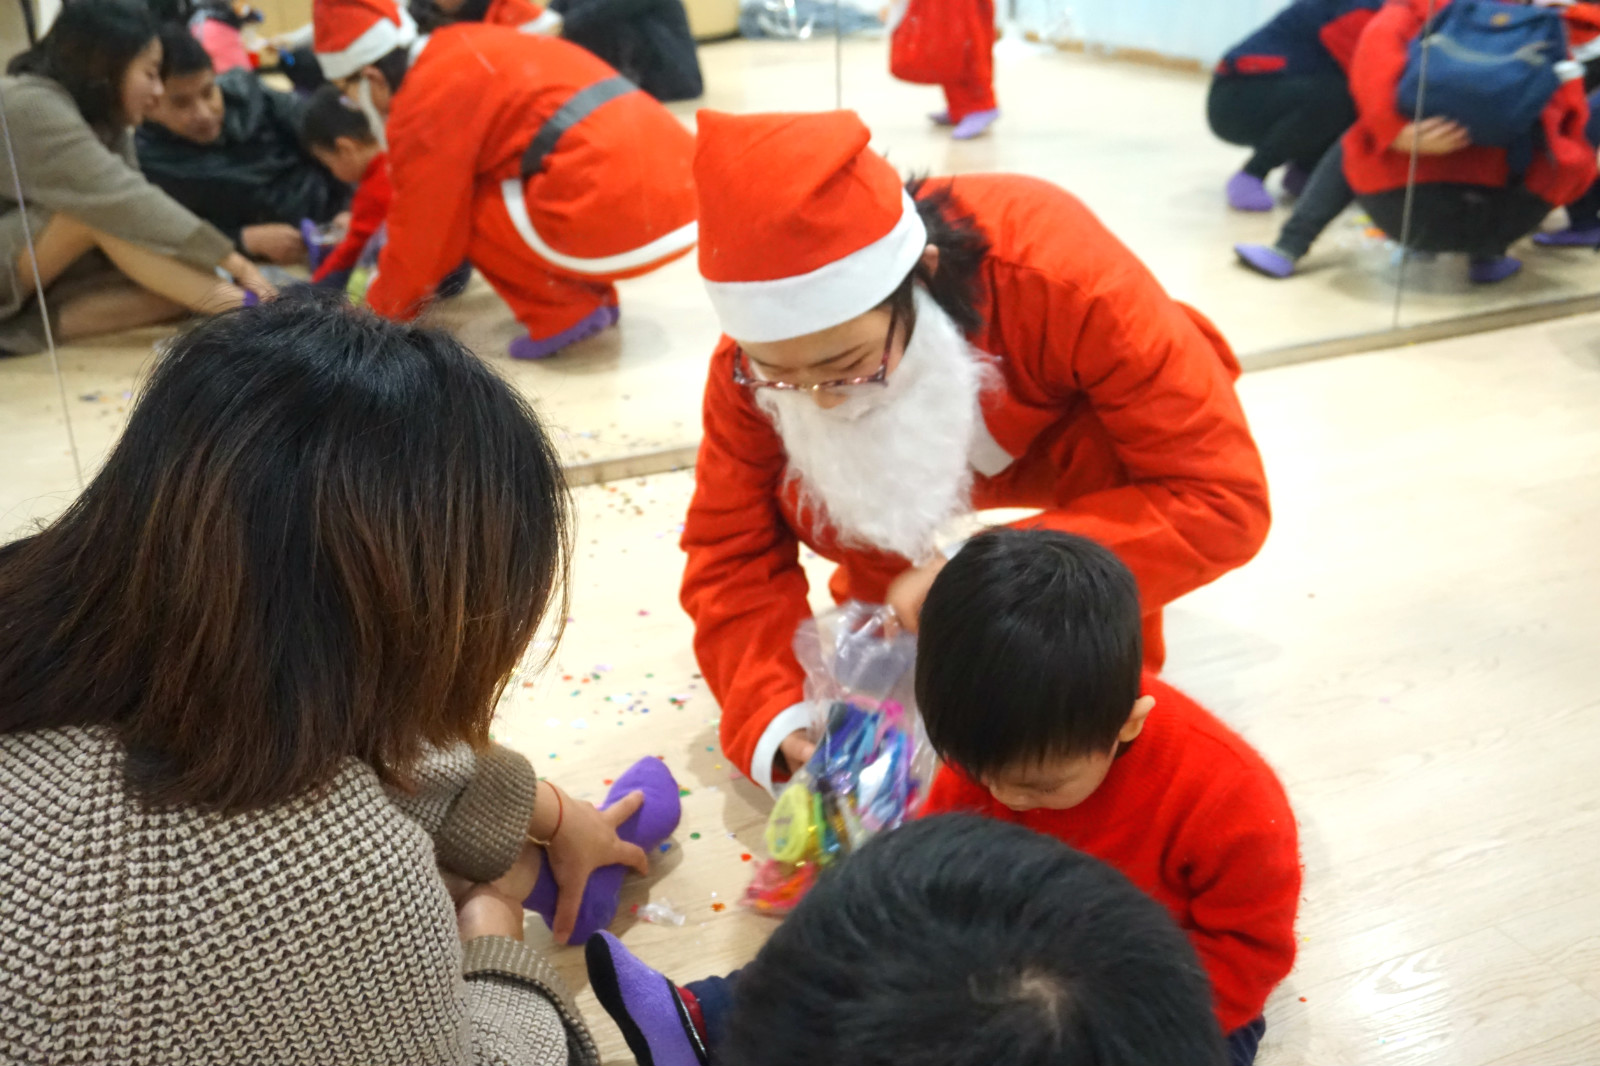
[744,602,937,915]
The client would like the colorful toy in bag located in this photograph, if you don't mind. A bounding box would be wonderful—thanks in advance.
[744,602,936,916]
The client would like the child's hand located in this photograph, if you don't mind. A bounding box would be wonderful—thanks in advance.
[1392,118,1470,156]
[541,786,650,943]
[780,730,817,774]
[885,555,948,635]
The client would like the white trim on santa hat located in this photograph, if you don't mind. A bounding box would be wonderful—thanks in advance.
[703,189,929,344]
[316,5,418,82]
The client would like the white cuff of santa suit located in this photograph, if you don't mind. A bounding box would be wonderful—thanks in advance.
[750,701,816,798]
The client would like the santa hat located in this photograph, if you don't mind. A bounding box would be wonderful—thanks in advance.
[313,0,418,82]
[694,110,928,343]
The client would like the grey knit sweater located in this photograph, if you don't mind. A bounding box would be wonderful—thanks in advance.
[0,727,600,1066]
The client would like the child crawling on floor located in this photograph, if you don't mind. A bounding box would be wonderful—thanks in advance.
[588,529,1302,1066]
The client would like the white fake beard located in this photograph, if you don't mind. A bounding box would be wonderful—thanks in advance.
[755,287,992,562]
[357,76,389,152]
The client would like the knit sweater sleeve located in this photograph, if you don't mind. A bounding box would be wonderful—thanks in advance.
[460,937,601,1066]
[1179,769,1302,1033]
[387,743,541,884]
[1,78,234,269]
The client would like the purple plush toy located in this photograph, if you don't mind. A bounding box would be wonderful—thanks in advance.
[524,755,682,943]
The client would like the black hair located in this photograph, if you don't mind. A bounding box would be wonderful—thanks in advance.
[301,84,377,151]
[879,176,991,341]
[8,0,159,133]
[916,529,1144,780]
[370,46,412,94]
[157,24,213,80]
[409,0,492,32]
[0,293,571,812]
[725,815,1226,1066]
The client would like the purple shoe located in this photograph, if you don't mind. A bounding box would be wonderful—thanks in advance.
[951,109,999,140]
[241,290,261,308]
[1227,171,1275,212]
[586,932,707,1066]
[508,302,620,360]
[1234,243,1297,279]
[929,109,953,126]
[1281,163,1310,199]
[524,756,682,944]
[1533,226,1600,248]
[1468,255,1522,284]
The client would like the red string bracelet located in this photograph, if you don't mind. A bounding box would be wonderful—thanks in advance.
[528,781,565,848]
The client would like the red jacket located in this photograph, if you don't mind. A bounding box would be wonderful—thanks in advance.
[1342,0,1596,203]
[485,0,546,26]
[368,24,695,320]
[312,152,390,284]
[922,675,1302,1035]
[681,174,1271,788]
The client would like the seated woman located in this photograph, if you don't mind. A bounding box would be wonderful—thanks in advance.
[1208,0,1381,212]
[0,297,670,1061]
[1235,0,1596,284]
[0,0,274,354]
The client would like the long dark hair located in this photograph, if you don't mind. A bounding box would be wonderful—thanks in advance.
[8,0,160,133]
[882,176,993,339]
[0,296,572,812]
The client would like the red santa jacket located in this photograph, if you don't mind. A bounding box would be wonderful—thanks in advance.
[312,152,390,283]
[922,674,1302,1035]
[681,174,1271,789]
[1341,0,1596,204]
[368,24,696,320]
[484,0,546,27]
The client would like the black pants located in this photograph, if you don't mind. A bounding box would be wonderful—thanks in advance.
[1275,142,1550,259]
[1208,73,1358,179]
[686,971,1267,1066]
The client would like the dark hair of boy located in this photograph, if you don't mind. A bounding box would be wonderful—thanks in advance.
[300,84,377,152]
[157,23,214,80]
[6,0,159,133]
[916,528,1144,781]
[724,814,1227,1066]
[0,294,571,813]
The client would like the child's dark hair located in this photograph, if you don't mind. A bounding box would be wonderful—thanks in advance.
[916,529,1143,780]
[7,0,159,134]
[878,176,991,340]
[301,84,377,152]
[157,24,213,80]
[725,815,1225,1066]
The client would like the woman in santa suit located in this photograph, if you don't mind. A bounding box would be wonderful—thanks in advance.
[680,110,1271,794]
[313,0,697,357]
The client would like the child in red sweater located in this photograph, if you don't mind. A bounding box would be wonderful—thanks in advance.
[914,529,1301,1065]
[299,85,390,290]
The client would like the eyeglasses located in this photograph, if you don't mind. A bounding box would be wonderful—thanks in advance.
[733,306,899,394]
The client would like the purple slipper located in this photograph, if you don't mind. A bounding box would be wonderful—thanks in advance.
[241,290,261,308]
[508,302,620,360]
[951,109,999,140]
[929,109,953,127]
[1533,226,1600,248]
[1234,243,1297,279]
[586,932,707,1066]
[1281,163,1310,199]
[1227,171,1274,212]
[1468,255,1522,284]
[524,756,682,944]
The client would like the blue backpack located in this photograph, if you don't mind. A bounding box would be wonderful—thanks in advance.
[1396,0,1569,147]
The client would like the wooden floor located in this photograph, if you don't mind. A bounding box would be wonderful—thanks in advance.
[492,312,1600,1065]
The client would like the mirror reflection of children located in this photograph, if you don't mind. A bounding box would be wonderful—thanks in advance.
[591,815,1232,1066]
[312,0,697,358]
[589,530,1298,1066]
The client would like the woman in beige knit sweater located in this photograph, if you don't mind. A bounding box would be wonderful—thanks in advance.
[0,0,276,353]
[0,299,650,1064]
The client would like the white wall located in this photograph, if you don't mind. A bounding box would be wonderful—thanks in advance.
[1012,0,1292,67]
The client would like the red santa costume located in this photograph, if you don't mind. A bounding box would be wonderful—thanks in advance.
[889,0,997,135]
[681,110,1271,793]
[313,0,696,354]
